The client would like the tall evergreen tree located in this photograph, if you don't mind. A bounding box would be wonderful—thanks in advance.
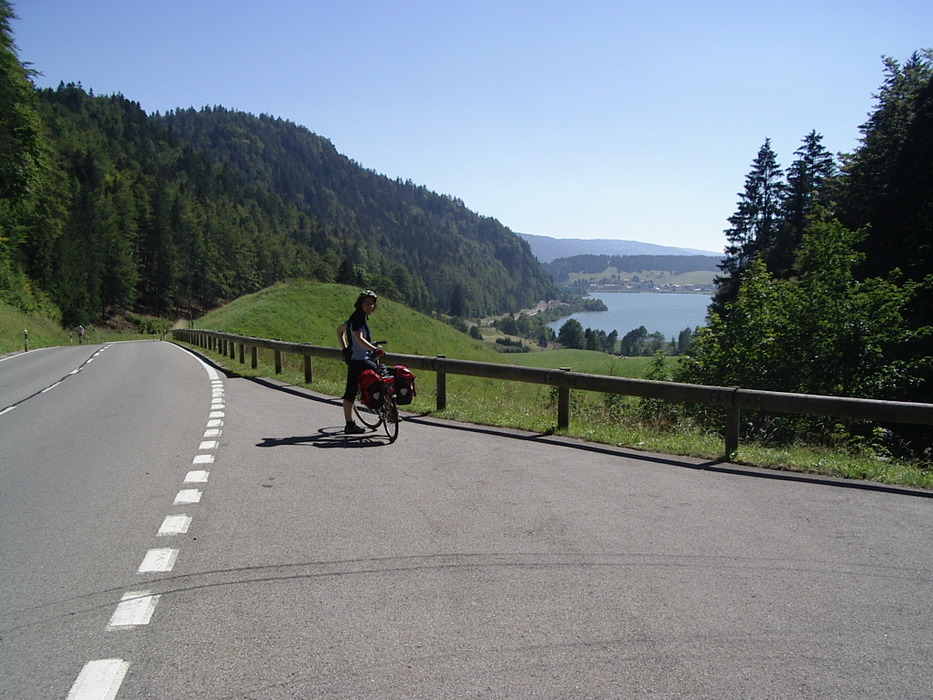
[0,1,42,215]
[0,0,50,312]
[772,130,836,276]
[713,139,784,311]
[838,50,933,280]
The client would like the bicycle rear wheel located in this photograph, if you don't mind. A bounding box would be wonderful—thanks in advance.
[381,394,399,443]
[354,395,382,429]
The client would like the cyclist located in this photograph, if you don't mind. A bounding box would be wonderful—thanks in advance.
[337,290,385,434]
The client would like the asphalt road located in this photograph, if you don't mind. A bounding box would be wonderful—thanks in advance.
[1,340,931,699]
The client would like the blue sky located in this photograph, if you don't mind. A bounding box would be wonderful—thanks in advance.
[11,0,932,254]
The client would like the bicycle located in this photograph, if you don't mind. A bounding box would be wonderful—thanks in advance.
[353,342,400,443]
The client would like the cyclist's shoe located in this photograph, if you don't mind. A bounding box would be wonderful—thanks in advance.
[344,421,366,435]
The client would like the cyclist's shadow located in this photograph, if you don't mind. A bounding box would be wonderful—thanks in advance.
[257,428,391,449]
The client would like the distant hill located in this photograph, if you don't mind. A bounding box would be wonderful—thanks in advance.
[518,232,721,264]
[159,107,555,317]
[542,254,721,291]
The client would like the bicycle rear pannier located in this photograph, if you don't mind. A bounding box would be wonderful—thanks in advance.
[358,369,384,408]
[392,365,416,405]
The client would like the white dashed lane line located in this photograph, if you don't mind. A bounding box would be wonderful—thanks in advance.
[69,356,224,699]
[107,592,161,628]
[185,470,210,484]
[138,548,179,573]
[158,514,192,536]
[1,344,111,417]
[174,488,203,505]
[66,659,129,700]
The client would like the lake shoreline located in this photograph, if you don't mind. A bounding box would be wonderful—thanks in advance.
[547,291,712,338]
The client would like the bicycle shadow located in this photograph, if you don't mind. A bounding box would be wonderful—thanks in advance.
[257,427,392,449]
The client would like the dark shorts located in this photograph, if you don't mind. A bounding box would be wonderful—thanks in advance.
[343,358,378,401]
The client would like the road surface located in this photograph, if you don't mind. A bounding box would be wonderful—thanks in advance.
[1,341,931,699]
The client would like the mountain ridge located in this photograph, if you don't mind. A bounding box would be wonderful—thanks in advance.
[518,232,721,264]
[158,106,555,316]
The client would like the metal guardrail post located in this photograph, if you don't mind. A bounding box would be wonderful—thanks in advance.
[304,354,313,383]
[557,367,571,430]
[725,388,740,458]
[436,355,447,411]
[251,346,258,369]
[274,349,282,374]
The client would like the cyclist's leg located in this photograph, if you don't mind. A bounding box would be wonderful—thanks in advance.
[343,362,366,433]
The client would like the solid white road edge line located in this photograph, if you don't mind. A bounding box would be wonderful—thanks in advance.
[164,341,222,381]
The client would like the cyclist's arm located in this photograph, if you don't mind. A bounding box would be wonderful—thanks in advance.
[336,322,348,348]
[352,330,383,355]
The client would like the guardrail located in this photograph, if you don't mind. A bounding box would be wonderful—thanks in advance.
[171,328,933,458]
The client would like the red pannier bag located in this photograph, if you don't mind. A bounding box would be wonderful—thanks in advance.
[357,368,384,408]
[392,365,416,405]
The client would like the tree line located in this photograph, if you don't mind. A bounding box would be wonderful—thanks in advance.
[0,2,554,329]
[671,50,933,455]
[551,319,695,356]
[543,254,720,284]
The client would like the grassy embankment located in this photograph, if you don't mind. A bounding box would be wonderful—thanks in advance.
[0,304,163,355]
[0,304,70,353]
[175,280,932,489]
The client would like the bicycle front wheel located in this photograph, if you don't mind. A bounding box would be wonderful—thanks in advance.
[381,394,399,443]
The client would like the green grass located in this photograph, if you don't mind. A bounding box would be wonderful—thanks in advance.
[180,281,933,490]
[194,280,497,361]
[0,304,69,354]
[0,303,168,355]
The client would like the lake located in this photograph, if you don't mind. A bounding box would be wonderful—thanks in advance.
[548,292,712,339]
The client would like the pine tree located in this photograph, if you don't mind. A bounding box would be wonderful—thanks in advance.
[713,139,784,311]
[0,0,50,312]
[838,51,933,280]
[773,131,836,275]
[0,1,42,212]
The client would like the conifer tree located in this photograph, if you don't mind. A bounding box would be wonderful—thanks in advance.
[0,0,49,311]
[838,51,933,281]
[713,139,784,312]
[773,131,836,276]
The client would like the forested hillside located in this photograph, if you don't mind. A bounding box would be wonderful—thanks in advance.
[31,86,334,323]
[0,2,553,327]
[157,107,554,318]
